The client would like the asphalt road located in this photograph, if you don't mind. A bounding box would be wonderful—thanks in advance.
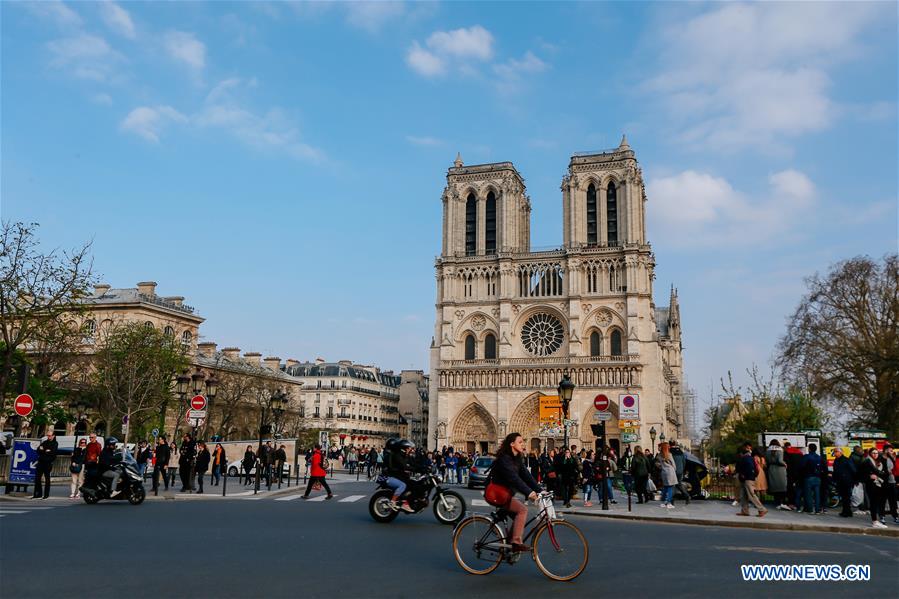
[1,481,897,598]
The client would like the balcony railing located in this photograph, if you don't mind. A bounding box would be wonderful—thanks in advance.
[440,354,636,368]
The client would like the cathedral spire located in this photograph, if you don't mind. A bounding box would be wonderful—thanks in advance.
[619,133,630,149]
[454,152,463,168]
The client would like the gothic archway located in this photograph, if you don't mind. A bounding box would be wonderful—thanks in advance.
[451,402,497,454]
[508,393,543,450]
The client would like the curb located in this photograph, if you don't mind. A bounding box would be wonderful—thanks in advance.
[558,509,899,538]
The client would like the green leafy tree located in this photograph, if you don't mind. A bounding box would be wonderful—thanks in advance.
[93,322,189,444]
[778,254,899,439]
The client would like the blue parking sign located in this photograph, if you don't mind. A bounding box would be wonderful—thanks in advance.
[9,439,39,484]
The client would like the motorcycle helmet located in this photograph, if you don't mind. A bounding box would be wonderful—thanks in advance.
[105,437,119,448]
[385,438,399,451]
[397,439,415,452]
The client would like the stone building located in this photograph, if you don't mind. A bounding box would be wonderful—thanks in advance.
[428,138,686,455]
[399,370,430,449]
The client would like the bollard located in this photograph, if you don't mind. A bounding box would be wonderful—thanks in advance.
[222,459,227,497]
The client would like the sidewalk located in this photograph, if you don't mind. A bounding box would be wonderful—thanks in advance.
[559,496,899,538]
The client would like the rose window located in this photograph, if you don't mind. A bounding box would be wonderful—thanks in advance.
[521,313,564,357]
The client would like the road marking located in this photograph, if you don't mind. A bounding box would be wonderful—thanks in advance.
[0,510,27,514]
[339,495,365,503]
[471,499,488,506]
[275,494,304,502]
[307,495,328,502]
[713,546,852,555]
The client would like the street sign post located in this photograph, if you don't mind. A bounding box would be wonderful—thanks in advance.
[619,419,639,428]
[9,439,39,484]
[622,432,639,443]
[593,394,610,412]
[151,428,159,437]
[619,394,639,418]
[14,394,34,417]
[190,395,207,411]
[593,412,612,421]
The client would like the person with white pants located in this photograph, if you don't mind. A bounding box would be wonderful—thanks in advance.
[70,438,87,498]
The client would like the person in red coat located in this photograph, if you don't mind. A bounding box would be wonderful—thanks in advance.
[302,444,333,500]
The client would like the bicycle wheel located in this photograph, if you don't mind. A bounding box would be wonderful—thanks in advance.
[452,515,505,575]
[532,520,589,581]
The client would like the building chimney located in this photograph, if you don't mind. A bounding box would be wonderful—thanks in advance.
[263,356,281,372]
[222,347,241,361]
[197,342,217,358]
[315,357,326,365]
[286,359,300,368]
[244,352,262,367]
[165,296,184,307]
[136,281,157,296]
[94,284,111,297]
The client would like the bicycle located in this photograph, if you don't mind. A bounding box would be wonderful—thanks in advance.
[452,491,588,581]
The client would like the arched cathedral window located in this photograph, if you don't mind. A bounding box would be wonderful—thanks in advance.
[587,183,597,245]
[465,193,477,256]
[464,334,476,360]
[485,191,496,255]
[607,182,618,246]
[484,333,497,360]
[590,331,601,357]
[610,329,622,356]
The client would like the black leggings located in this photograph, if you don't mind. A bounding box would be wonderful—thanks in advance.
[635,475,649,502]
[866,484,882,521]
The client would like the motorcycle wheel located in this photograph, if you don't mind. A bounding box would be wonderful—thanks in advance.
[83,493,100,505]
[128,485,146,505]
[433,490,466,525]
[369,489,399,523]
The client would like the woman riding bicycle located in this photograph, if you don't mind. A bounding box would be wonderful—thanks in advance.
[489,432,542,553]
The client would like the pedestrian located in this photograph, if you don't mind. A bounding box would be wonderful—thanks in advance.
[301,443,333,500]
[602,447,618,504]
[259,441,273,489]
[195,442,210,494]
[784,442,805,511]
[459,452,470,485]
[630,445,651,503]
[849,445,868,513]
[153,436,170,492]
[800,443,824,514]
[348,446,358,475]
[32,430,58,499]
[167,441,179,489]
[860,448,888,528]
[753,447,768,502]
[581,450,595,507]
[735,442,768,517]
[84,432,102,487]
[275,444,287,484]
[211,443,226,486]
[668,441,689,505]
[179,433,196,492]
[242,445,255,486]
[69,438,87,499]
[831,447,855,518]
[136,440,151,481]
[445,451,458,484]
[765,439,789,510]
[878,445,898,523]
[655,442,677,509]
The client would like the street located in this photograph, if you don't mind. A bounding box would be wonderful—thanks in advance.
[2,480,897,598]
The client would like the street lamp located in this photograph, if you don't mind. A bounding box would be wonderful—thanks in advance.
[557,372,575,451]
[173,374,191,441]
[660,432,666,443]
[72,398,88,447]
[649,426,657,451]
[202,376,218,439]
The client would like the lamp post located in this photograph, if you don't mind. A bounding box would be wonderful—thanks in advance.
[173,374,191,442]
[185,371,216,493]
[557,372,575,452]
[256,389,287,493]
[660,432,666,444]
[649,426,657,454]
[71,398,88,448]
[202,376,218,440]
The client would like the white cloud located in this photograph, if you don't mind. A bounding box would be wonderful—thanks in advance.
[406,25,494,77]
[405,135,443,147]
[47,34,123,81]
[646,169,818,247]
[120,105,187,142]
[406,42,445,77]
[344,1,405,33]
[646,3,886,151]
[91,93,113,105]
[99,2,135,39]
[22,1,83,30]
[164,31,206,70]
[196,78,324,163]
[493,51,547,93]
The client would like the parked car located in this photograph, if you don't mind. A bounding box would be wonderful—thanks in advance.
[467,456,495,489]
[227,462,291,478]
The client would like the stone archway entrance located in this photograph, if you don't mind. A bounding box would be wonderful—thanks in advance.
[509,393,561,454]
[451,402,497,454]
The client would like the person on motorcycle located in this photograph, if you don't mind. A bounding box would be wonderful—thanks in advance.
[385,439,416,513]
[99,437,124,497]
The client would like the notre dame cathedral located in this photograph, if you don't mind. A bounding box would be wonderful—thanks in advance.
[428,137,686,455]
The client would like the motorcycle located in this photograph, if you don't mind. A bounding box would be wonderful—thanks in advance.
[369,471,466,525]
[80,451,146,505]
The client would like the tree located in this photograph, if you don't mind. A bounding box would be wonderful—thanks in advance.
[0,221,96,412]
[206,365,267,440]
[777,254,899,439]
[93,322,189,444]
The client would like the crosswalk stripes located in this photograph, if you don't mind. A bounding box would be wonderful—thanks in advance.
[274,494,304,502]
[0,504,65,519]
[306,494,328,502]
[338,495,366,503]
[471,499,488,506]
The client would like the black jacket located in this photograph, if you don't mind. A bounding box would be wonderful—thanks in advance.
[37,438,58,464]
[136,447,152,464]
[243,450,255,468]
[71,446,86,466]
[736,452,756,481]
[385,449,410,479]
[196,448,211,473]
[832,456,855,486]
[154,443,171,466]
[491,453,541,498]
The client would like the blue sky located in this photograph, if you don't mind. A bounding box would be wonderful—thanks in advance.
[3,1,897,414]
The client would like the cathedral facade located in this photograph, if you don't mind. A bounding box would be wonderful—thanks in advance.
[428,138,686,455]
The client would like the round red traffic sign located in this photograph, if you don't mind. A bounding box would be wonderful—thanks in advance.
[594,394,610,412]
[190,395,207,410]
[14,394,34,417]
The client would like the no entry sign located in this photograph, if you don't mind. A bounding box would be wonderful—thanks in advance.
[190,395,207,410]
[14,394,34,417]
[593,394,610,412]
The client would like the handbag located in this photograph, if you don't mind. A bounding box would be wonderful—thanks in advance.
[484,481,512,507]
[645,478,657,493]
